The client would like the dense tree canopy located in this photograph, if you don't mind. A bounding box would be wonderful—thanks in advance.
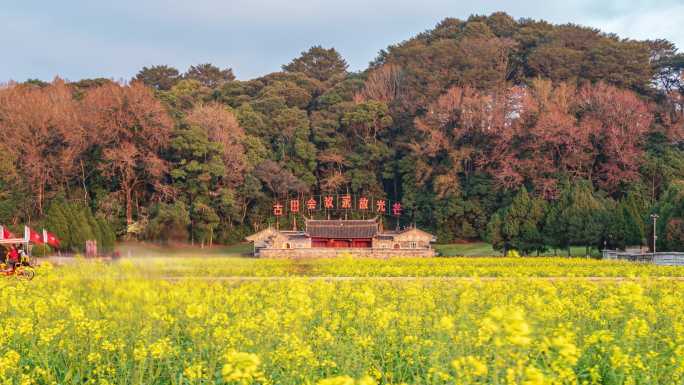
[2,13,684,252]
[283,46,348,82]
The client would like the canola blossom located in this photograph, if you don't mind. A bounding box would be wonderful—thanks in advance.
[128,256,684,278]
[1,259,684,384]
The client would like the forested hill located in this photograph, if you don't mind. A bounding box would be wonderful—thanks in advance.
[2,12,684,253]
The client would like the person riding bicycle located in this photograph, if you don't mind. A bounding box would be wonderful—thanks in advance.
[3,245,19,272]
[17,246,29,266]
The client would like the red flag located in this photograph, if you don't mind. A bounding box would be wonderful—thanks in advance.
[25,226,44,244]
[43,230,60,248]
[0,226,15,240]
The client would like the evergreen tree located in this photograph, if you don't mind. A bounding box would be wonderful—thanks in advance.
[97,217,116,252]
[85,208,104,249]
[191,201,220,247]
[603,201,628,250]
[134,65,180,91]
[45,200,71,250]
[168,124,227,244]
[543,199,569,254]
[486,211,507,254]
[184,63,235,88]
[544,182,606,255]
[145,202,191,244]
[487,188,547,255]
[619,196,647,247]
[282,46,348,81]
[655,181,684,251]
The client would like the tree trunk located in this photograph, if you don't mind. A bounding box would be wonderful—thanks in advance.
[125,187,133,225]
[80,160,89,205]
[37,182,44,217]
[241,200,249,223]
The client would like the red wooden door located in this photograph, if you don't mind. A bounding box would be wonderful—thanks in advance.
[352,239,372,248]
[312,238,329,247]
[332,239,351,248]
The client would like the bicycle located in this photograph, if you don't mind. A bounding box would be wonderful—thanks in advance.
[0,262,35,281]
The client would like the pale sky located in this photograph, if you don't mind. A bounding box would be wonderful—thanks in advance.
[2,0,683,82]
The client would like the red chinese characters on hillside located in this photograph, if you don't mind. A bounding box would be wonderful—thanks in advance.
[341,194,352,209]
[289,199,300,213]
[376,199,386,214]
[271,195,402,215]
[273,203,283,217]
[392,202,402,216]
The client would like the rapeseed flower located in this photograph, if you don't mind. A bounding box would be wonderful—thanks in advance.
[0,258,681,384]
[221,350,266,384]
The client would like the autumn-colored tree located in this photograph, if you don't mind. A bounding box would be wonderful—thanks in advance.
[317,150,349,192]
[186,103,247,186]
[0,79,87,216]
[81,82,174,225]
[486,80,651,194]
[355,63,404,104]
[485,80,589,195]
[253,160,308,197]
[576,82,652,190]
[410,85,516,196]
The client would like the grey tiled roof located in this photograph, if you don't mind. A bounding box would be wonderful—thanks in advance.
[305,219,378,238]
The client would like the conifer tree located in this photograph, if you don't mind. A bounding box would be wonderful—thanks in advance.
[544,182,606,255]
[69,205,96,253]
[655,181,684,251]
[97,217,116,252]
[85,208,104,248]
[487,188,547,255]
[45,200,70,250]
[145,202,191,244]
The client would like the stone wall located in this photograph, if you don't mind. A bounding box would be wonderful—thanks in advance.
[257,247,436,258]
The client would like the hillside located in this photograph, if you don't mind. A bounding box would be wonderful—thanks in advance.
[1,12,684,253]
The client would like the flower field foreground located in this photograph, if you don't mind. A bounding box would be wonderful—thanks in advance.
[2,263,684,384]
[124,256,684,278]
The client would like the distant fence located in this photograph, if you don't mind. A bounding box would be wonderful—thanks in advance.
[603,250,684,266]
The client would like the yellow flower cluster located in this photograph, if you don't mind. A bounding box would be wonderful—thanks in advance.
[222,350,267,384]
[123,256,684,277]
[0,259,682,384]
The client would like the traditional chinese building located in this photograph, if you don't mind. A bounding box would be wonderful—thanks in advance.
[246,217,436,258]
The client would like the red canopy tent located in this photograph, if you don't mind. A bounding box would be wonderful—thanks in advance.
[0,226,31,256]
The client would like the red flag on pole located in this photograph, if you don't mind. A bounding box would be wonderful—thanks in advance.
[0,225,15,240]
[43,229,60,248]
[25,226,44,244]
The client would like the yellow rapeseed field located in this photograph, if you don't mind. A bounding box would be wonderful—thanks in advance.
[128,256,684,278]
[1,258,684,385]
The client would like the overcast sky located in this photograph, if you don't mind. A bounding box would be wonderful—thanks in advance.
[2,0,683,82]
